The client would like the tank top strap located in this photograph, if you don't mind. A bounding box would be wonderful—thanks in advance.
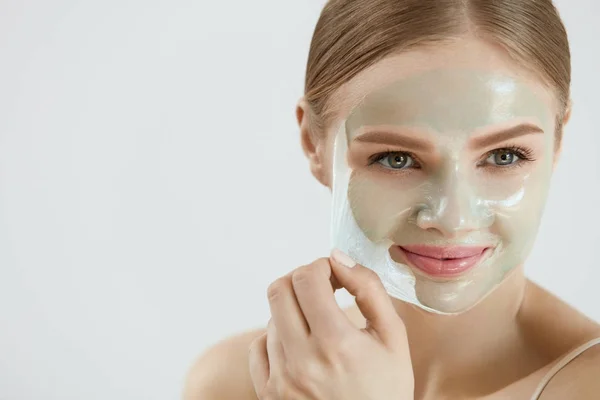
[530,337,600,400]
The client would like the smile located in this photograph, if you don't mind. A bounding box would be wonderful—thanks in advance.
[394,245,492,279]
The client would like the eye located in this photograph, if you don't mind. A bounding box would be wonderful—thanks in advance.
[372,152,416,169]
[485,149,520,166]
[482,146,535,168]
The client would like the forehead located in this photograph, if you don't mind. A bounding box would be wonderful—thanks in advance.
[326,38,557,131]
[345,69,554,135]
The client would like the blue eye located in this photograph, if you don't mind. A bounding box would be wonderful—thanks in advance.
[376,152,415,169]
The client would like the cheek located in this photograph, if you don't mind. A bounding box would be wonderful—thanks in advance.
[347,171,418,242]
[489,170,552,257]
[475,172,532,204]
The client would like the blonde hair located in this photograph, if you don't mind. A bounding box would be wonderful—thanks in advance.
[304,0,571,143]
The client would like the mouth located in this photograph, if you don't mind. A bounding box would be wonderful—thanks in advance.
[393,244,493,279]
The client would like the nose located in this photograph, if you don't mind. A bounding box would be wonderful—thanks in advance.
[415,166,494,237]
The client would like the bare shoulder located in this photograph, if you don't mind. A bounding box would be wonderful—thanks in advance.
[182,328,265,400]
[523,281,600,399]
[539,338,600,400]
[520,281,600,356]
[183,306,364,400]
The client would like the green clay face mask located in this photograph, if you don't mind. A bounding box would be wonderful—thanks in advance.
[330,69,556,314]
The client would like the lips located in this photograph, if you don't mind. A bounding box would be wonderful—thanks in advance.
[396,245,490,278]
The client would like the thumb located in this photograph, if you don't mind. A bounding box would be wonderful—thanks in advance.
[329,248,407,349]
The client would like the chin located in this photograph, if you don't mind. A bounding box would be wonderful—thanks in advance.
[413,278,482,314]
[412,262,519,314]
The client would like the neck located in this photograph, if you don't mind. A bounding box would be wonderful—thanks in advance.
[393,265,529,397]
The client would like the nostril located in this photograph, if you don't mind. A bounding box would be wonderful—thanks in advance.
[424,227,442,236]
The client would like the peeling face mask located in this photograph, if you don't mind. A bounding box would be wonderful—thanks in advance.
[330,69,556,314]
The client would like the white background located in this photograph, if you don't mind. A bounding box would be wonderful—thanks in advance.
[0,1,598,399]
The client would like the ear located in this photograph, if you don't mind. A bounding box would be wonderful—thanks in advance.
[296,98,330,187]
[563,100,572,126]
[553,100,572,171]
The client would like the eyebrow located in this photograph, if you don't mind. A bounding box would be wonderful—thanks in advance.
[469,123,544,149]
[353,130,434,151]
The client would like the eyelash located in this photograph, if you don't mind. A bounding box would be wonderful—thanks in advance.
[367,150,422,168]
[479,145,536,169]
[367,145,536,170]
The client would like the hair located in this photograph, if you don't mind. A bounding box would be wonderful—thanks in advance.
[304,0,571,145]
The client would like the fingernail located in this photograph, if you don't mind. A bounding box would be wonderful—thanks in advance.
[331,248,356,268]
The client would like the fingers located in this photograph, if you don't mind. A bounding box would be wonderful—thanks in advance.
[267,274,309,350]
[329,249,406,349]
[248,332,269,396]
[266,320,284,374]
[291,258,353,337]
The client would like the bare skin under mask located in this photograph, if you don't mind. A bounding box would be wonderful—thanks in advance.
[330,69,556,314]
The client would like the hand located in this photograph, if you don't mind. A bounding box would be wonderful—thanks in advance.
[248,249,414,400]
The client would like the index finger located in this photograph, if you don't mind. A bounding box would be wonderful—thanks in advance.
[330,249,407,349]
[291,258,354,337]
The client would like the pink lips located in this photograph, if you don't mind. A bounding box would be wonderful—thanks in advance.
[397,245,489,278]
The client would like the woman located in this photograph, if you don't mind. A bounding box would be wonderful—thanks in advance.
[184,0,600,399]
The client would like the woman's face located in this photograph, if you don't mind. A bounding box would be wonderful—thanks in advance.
[320,38,560,312]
